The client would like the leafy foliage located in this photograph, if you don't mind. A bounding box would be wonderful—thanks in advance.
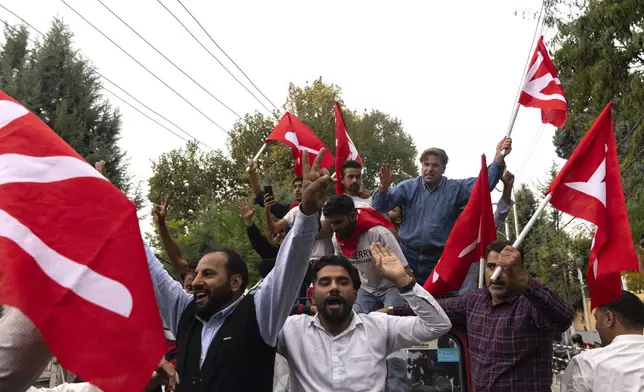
[0,19,143,208]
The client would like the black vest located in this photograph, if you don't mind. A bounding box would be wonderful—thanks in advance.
[175,294,275,392]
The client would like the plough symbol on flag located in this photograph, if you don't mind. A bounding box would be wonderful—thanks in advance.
[285,131,321,155]
[521,51,566,104]
[0,99,133,318]
[564,145,607,207]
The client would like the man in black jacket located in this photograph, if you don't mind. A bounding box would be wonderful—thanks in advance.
[145,150,332,391]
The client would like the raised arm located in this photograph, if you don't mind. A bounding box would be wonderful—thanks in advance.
[241,202,279,259]
[497,246,573,332]
[456,138,511,207]
[152,196,191,277]
[265,198,292,236]
[494,170,515,228]
[369,243,451,353]
[255,148,333,346]
[145,243,192,336]
[372,163,410,213]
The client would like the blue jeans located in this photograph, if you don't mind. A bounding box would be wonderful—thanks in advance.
[353,287,407,313]
[400,242,443,286]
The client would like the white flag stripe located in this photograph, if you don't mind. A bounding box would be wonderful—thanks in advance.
[0,154,106,186]
[0,209,133,317]
[0,99,29,129]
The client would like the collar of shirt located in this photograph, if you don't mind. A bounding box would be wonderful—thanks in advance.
[309,311,364,338]
[195,294,244,325]
[422,176,444,192]
[611,334,644,344]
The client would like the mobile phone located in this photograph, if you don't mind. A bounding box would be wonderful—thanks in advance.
[263,185,274,198]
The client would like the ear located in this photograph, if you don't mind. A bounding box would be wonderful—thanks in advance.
[605,310,617,328]
[230,274,243,292]
[350,210,358,220]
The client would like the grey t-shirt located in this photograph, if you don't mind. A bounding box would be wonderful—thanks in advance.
[332,225,408,293]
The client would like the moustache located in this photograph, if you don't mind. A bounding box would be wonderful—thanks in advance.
[322,294,346,307]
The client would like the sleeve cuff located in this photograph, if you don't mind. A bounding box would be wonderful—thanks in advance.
[496,197,514,214]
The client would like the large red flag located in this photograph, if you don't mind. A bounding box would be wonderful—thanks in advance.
[518,36,568,128]
[334,102,363,195]
[547,103,639,308]
[424,155,497,297]
[266,112,334,176]
[0,92,165,391]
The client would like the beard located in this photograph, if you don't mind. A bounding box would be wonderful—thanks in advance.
[195,283,234,319]
[317,293,352,324]
[346,182,360,192]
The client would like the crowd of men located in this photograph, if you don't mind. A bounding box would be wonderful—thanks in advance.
[1,138,644,392]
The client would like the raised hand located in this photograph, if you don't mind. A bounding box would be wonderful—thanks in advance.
[239,201,255,225]
[495,137,513,162]
[500,169,515,186]
[300,149,334,215]
[379,163,394,191]
[152,194,169,223]
[264,193,276,211]
[94,160,105,175]
[496,245,529,289]
[247,158,258,174]
[370,242,412,288]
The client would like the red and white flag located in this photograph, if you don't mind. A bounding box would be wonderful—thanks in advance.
[0,92,166,391]
[547,103,639,308]
[424,155,497,297]
[334,103,363,194]
[266,112,334,176]
[519,36,568,128]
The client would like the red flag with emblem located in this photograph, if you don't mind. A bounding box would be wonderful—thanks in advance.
[518,36,568,128]
[334,103,363,195]
[547,103,639,308]
[0,92,166,391]
[266,112,334,176]
[423,155,497,297]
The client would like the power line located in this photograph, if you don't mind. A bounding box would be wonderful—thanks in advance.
[0,13,213,151]
[96,0,241,119]
[59,0,231,136]
[155,0,274,114]
[174,0,280,112]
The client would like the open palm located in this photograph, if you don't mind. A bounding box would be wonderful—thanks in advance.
[370,242,406,282]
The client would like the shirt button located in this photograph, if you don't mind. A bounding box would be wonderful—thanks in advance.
[191,377,197,385]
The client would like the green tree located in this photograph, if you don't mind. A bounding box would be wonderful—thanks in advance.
[0,19,143,207]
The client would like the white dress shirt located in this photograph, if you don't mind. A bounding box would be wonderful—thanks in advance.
[276,284,452,392]
[560,334,644,392]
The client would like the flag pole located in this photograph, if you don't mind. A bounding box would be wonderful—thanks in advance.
[504,221,511,240]
[245,143,268,173]
[512,186,521,238]
[500,1,546,156]
[577,267,591,331]
[491,193,552,281]
[478,257,486,288]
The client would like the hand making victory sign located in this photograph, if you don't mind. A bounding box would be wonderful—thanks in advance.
[300,148,334,215]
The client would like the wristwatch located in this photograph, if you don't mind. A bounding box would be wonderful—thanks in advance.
[398,276,416,293]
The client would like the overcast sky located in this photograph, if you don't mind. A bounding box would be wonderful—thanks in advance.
[1,0,564,235]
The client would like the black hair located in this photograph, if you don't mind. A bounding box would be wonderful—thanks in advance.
[201,246,249,290]
[258,258,276,279]
[599,290,644,330]
[341,160,362,178]
[484,240,524,263]
[292,176,303,185]
[322,194,355,217]
[311,255,361,291]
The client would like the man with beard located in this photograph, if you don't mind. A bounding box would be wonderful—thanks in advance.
[339,160,376,207]
[560,290,644,392]
[372,138,512,285]
[323,194,410,313]
[145,150,333,391]
[431,240,573,392]
[276,243,452,392]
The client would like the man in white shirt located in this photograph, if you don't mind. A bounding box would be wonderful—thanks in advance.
[323,194,410,313]
[277,243,452,392]
[560,290,644,392]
